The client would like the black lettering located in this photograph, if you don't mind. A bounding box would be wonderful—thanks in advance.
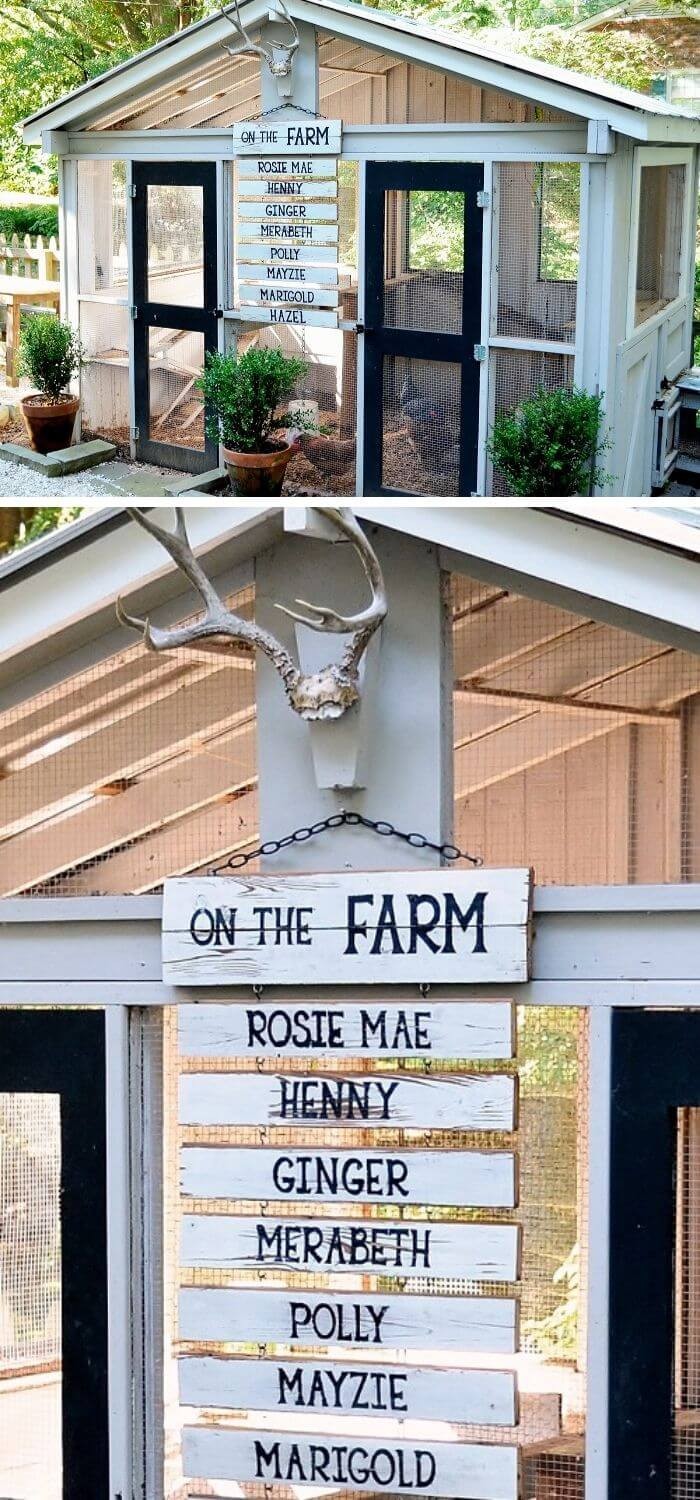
[444,890,487,954]
[408,893,442,953]
[345,894,373,954]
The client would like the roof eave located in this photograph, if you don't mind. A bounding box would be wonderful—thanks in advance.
[21,0,700,143]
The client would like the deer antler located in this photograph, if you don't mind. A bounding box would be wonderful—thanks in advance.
[116,507,386,721]
[220,0,299,76]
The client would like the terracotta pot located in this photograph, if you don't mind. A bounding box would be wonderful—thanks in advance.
[223,439,299,497]
[20,393,80,454]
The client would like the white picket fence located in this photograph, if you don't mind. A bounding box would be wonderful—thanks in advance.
[0,232,60,282]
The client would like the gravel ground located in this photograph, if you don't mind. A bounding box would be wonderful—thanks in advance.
[0,456,176,498]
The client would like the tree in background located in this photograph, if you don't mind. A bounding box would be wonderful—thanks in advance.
[0,507,82,554]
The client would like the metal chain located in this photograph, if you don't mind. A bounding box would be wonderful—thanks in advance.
[214,812,482,872]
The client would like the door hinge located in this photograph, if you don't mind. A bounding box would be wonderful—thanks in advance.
[476,190,490,209]
[473,343,487,362]
[129,305,138,320]
[129,183,137,198]
[131,425,140,441]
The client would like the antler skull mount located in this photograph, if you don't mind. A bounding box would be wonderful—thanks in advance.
[117,507,387,722]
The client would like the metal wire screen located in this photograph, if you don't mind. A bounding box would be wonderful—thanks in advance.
[495,164,579,344]
[0,1092,62,1500]
[452,570,698,884]
[161,1002,587,1500]
[0,584,257,896]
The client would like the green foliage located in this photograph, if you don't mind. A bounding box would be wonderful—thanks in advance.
[0,202,58,237]
[408,190,465,271]
[18,315,83,400]
[196,346,316,454]
[488,385,607,497]
[523,1242,579,1357]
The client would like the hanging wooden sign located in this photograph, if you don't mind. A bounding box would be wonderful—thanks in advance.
[238,157,337,179]
[183,1427,518,1500]
[180,1145,517,1206]
[233,116,342,328]
[233,120,342,154]
[238,243,338,267]
[239,284,340,309]
[179,1070,516,1130]
[178,999,514,1058]
[179,1354,518,1424]
[180,1213,521,1281]
[162,870,531,986]
[179,1285,518,1353]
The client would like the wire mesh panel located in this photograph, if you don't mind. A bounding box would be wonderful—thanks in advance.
[77,160,128,296]
[488,350,574,495]
[452,570,698,885]
[0,1092,62,1500]
[635,163,687,326]
[383,189,465,335]
[147,326,206,452]
[675,1110,700,1500]
[381,355,462,495]
[495,164,579,344]
[0,585,258,896]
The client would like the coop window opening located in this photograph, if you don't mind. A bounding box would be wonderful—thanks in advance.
[536,162,580,286]
[629,147,693,334]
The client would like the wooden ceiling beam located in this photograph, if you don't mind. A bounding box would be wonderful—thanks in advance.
[0,665,254,840]
[61,785,259,895]
[0,718,256,896]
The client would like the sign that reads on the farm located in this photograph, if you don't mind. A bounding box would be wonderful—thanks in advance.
[162,869,531,984]
[233,120,342,154]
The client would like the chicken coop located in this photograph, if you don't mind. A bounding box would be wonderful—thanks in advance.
[21,0,700,496]
[4,501,700,1500]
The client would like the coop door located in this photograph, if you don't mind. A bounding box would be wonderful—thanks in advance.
[362,162,483,497]
[0,1011,107,1500]
[610,1011,700,1500]
[132,162,219,473]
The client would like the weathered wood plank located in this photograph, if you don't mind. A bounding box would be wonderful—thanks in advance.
[239,200,338,223]
[238,158,337,179]
[233,120,342,153]
[178,1354,518,1424]
[179,1286,518,1353]
[180,1214,521,1280]
[163,870,532,986]
[182,1426,518,1498]
[180,1147,517,1207]
[179,1071,516,1130]
[177,1000,515,1059]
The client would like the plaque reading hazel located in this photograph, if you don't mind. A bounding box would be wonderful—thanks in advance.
[162,869,532,984]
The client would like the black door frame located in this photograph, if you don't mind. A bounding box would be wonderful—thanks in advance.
[609,1009,700,1500]
[0,1010,108,1500]
[362,160,484,497]
[132,161,219,473]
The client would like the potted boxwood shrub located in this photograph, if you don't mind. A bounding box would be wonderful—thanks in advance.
[18,315,83,454]
[488,386,608,497]
[196,346,318,496]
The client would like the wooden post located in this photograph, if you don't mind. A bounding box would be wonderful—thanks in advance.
[255,520,452,870]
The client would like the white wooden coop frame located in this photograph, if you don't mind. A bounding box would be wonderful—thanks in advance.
[4,504,700,1500]
[20,0,700,496]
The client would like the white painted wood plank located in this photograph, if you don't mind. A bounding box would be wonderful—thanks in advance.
[239,200,338,222]
[240,262,340,286]
[235,305,339,327]
[183,1426,518,1499]
[179,1355,517,1424]
[240,285,340,309]
[180,1214,521,1280]
[178,1001,515,1059]
[180,1147,517,1208]
[240,224,339,245]
[240,179,338,199]
[179,1287,518,1353]
[238,244,338,267]
[179,1072,516,1130]
[163,871,532,987]
[233,121,341,154]
[239,158,337,179]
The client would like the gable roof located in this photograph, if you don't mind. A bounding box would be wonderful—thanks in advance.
[22,0,700,142]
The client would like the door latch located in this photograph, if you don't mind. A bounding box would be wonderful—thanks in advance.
[473,344,487,362]
[476,190,490,209]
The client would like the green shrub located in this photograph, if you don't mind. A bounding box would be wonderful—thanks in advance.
[18,316,82,400]
[196,346,316,453]
[0,204,59,239]
[488,385,608,497]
